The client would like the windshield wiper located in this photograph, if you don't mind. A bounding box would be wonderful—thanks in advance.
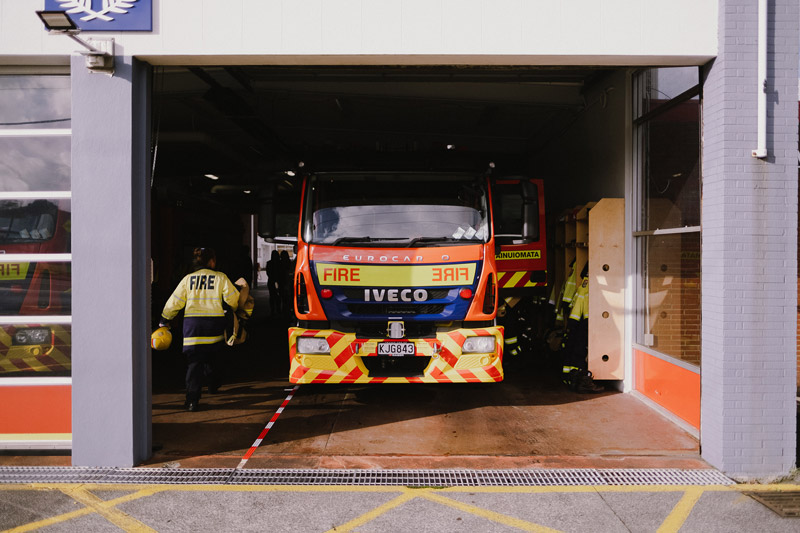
[329,236,408,246]
[406,236,486,247]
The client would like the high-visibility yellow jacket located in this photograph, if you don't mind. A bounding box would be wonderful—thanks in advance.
[568,277,589,321]
[162,268,240,320]
[562,266,577,304]
[162,269,240,349]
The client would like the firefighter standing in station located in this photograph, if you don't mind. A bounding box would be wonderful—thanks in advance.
[160,247,240,411]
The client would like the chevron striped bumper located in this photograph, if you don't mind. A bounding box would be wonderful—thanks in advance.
[289,326,504,384]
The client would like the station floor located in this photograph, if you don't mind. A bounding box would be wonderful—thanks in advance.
[3,287,705,470]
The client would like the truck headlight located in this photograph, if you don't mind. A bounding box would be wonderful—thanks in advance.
[461,336,495,354]
[14,327,51,345]
[296,337,331,354]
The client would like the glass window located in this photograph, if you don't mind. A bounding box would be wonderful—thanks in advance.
[0,262,72,316]
[633,68,701,367]
[0,76,71,130]
[0,73,71,379]
[0,137,71,192]
[639,233,701,364]
[304,174,489,245]
[634,67,699,120]
[0,199,70,248]
[641,101,701,230]
[492,181,539,240]
[0,323,71,377]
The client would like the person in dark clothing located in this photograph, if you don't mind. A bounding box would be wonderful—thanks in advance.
[266,250,282,316]
[232,245,254,288]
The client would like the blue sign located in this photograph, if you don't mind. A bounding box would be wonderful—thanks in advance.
[44,0,152,32]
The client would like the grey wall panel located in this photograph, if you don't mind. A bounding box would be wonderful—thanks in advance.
[71,56,152,467]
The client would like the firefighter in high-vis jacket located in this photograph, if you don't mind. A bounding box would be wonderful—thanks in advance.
[160,247,239,411]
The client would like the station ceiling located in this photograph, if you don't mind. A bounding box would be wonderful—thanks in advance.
[151,65,615,212]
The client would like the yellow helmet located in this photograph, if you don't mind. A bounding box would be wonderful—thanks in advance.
[151,326,172,351]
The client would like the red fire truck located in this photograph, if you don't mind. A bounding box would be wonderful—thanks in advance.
[261,171,547,384]
[0,198,71,375]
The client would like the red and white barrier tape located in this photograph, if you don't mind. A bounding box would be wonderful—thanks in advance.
[236,385,299,469]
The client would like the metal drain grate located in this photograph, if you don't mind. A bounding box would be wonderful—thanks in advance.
[230,468,611,486]
[746,491,800,518]
[103,468,234,485]
[0,467,732,487]
[0,467,111,484]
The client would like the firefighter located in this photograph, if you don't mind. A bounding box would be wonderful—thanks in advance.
[160,247,240,411]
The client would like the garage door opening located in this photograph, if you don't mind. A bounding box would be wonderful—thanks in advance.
[147,65,700,469]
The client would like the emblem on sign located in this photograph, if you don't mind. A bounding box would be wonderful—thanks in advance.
[46,0,152,31]
[56,0,139,22]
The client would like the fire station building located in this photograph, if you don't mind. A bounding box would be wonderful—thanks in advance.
[0,0,798,479]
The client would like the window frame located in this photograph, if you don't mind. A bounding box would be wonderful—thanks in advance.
[632,67,702,368]
[0,71,72,384]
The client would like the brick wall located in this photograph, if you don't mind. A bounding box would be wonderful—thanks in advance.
[701,0,798,478]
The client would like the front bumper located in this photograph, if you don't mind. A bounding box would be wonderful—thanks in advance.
[288,326,504,384]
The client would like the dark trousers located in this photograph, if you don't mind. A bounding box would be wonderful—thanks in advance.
[184,344,222,403]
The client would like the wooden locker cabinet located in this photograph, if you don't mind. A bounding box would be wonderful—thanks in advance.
[587,198,625,379]
[554,199,625,380]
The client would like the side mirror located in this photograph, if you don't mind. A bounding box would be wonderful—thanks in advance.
[258,189,275,241]
[520,181,539,241]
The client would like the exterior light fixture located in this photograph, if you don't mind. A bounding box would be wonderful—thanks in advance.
[204,174,219,180]
[36,10,115,75]
[285,170,296,177]
[243,190,252,194]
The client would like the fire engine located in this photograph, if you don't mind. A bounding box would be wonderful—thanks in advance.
[0,199,71,375]
[261,171,546,384]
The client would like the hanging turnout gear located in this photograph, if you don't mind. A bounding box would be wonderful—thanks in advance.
[227,278,255,345]
[559,262,603,393]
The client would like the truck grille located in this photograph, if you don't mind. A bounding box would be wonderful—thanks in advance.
[355,322,437,338]
[361,356,431,377]
[347,304,445,316]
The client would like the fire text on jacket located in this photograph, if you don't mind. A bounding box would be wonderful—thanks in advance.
[189,274,216,290]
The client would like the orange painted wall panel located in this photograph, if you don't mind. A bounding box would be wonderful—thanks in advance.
[0,385,71,434]
[635,349,700,429]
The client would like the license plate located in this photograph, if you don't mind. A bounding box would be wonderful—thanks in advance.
[377,341,416,356]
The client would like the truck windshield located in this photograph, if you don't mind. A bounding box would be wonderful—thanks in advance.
[0,200,58,244]
[304,174,490,246]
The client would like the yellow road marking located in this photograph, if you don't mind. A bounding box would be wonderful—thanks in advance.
[3,506,95,533]
[420,490,562,532]
[3,483,800,533]
[656,487,703,533]
[2,487,159,533]
[325,489,415,533]
[60,487,160,532]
